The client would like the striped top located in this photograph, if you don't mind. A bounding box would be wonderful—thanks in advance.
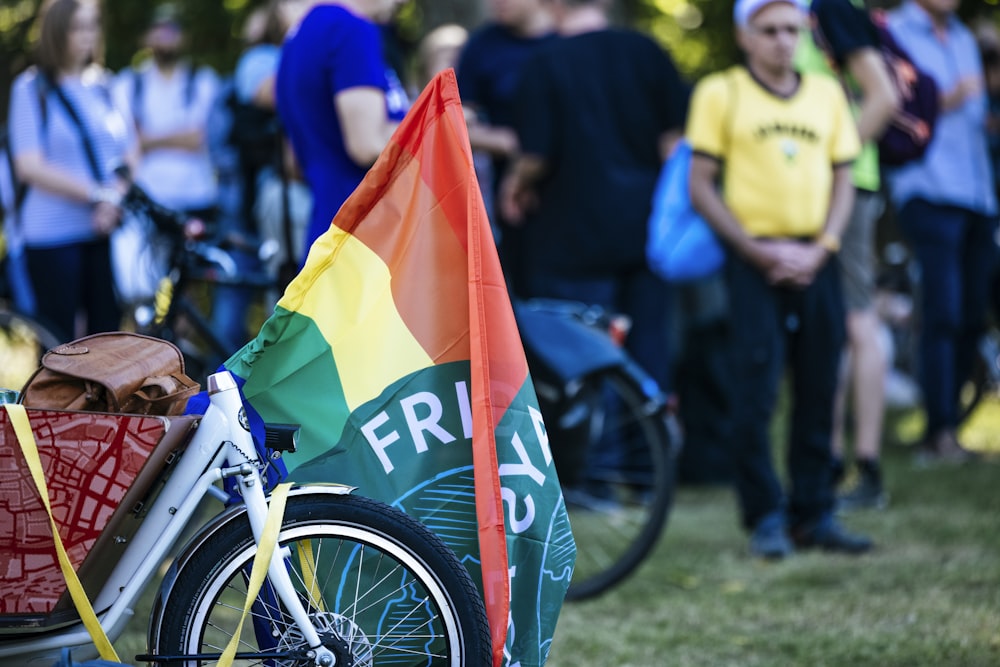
[8,67,134,248]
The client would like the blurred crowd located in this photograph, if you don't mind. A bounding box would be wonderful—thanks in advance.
[2,0,999,560]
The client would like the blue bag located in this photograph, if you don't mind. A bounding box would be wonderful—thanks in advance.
[646,139,725,282]
[50,648,124,666]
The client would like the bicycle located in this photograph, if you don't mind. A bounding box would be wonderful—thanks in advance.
[0,366,491,665]
[117,183,277,385]
[515,298,678,601]
[116,183,672,603]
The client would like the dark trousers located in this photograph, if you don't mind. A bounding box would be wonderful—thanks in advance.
[674,275,734,485]
[25,239,121,341]
[898,199,998,436]
[725,252,845,530]
[524,266,671,392]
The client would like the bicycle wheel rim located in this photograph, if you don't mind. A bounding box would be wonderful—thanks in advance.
[176,522,468,666]
[554,369,675,600]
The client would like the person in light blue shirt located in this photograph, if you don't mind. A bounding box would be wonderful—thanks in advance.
[887,0,998,463]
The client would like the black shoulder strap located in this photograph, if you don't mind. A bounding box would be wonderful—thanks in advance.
[131,68,144,129]
[185,65,196,108]
[2,127,19,227]
[42,71,104,181]
[36,71,50,139]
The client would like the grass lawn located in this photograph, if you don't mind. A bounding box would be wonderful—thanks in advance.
[545,399,1000,667]
[105,397,1000,666]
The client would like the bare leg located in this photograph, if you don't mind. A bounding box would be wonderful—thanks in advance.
[831,345,850,461]
[847,308,887,461]
[836,307,890,511]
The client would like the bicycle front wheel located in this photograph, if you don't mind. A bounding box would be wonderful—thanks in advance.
[546,368,676,601]
[153,493,491,666]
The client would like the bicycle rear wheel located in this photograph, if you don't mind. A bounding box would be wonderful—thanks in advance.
[0,309,62,389]
[959,328,1000,424]
[152,493,491,666]
[542,367,676,600]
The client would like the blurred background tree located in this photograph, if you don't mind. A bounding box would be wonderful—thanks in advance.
[1,0,998,122]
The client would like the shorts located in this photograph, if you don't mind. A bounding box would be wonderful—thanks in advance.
[839,189,883,312]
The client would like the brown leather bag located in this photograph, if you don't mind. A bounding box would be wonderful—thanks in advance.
[20,332,200,416]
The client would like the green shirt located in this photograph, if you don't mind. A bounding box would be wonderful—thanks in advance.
[795,27,881,192]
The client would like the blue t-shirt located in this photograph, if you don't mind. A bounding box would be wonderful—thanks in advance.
[456,23,555,129]
[276,5,408,252]
[8,68,134,248]
[456,22,555,196]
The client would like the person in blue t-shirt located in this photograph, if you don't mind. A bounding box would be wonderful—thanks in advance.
[275,0,409,257]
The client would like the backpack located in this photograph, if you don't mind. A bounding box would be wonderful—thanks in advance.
[868,9,939,166]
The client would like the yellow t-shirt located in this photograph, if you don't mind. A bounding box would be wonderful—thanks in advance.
[686,66,860,238]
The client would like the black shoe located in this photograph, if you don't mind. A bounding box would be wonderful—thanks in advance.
[793,515,873,555]
[914,430,979,467]
[749,511,793,560]
[837,475,889,513]
[830,457,846,488]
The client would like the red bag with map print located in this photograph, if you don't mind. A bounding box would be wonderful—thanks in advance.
[0,410,197,628]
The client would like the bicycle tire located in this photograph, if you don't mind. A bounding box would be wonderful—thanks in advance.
[0,309,62,389]
[152,493,491,667]
[958,358,986,424]
[544,367,675,601]
[958,328,1000,424]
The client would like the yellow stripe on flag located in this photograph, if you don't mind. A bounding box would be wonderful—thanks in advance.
[282,226,433,410]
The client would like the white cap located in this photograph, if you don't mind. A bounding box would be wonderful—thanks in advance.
[734,0,808,27]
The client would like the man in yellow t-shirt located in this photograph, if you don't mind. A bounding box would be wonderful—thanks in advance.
[688,0,871,559]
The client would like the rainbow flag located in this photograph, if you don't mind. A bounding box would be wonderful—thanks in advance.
[225,70,575,667]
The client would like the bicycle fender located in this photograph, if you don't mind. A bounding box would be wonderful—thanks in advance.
[515,303,628,384]
[147,484,353,649]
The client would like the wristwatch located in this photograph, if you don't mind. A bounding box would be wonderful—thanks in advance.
[89,185,122,207]
[816,232,841,254]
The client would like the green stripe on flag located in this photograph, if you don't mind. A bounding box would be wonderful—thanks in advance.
[227,309,350,467]
[287,361,474,497]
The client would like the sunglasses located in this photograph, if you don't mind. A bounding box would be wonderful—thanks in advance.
[750,24,803,38]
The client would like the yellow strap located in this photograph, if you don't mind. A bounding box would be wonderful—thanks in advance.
[217,482,292,667]
[3,404,121,662]
[297,541,326,612]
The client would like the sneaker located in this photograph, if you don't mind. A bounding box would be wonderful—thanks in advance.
[749,512,793,560]
[793,515,873,555]
[837,476,889,513]
[914,430,979,467]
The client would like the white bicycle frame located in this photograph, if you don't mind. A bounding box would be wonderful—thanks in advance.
[0,371,339,666]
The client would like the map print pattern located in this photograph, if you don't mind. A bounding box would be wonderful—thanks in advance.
[0,410,166,615]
